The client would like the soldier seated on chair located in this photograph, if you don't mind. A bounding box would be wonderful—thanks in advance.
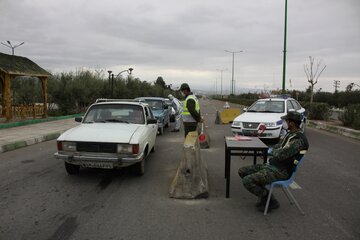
[238,111,309,212]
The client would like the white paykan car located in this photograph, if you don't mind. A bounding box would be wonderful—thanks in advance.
[231,96,306,140]
[54,99,158,176]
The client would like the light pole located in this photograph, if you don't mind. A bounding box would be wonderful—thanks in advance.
[216,68,227,98]
[114,68,133,78]
[351,82,360,89]
[107,68,133,98]
[1,40,25,55]
[224,50,243,95]
[107,70,113,97]
[282,0,288,94]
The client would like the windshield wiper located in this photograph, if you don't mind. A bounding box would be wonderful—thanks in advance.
[247,110,257,112]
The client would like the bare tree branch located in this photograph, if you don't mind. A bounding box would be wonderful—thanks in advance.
[304,56,326,105]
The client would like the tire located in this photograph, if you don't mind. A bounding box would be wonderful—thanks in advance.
[151,144,156,153]
[65,162,80,175]
[301,121,306,134]
[158,125,164,135]
[134,158,145,176]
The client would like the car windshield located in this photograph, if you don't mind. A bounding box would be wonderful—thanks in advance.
[144,100,163,110]
[247,100,284,113]
[83,104,145,124]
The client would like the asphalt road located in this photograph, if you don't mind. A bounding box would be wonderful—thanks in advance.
[0,99,359,240]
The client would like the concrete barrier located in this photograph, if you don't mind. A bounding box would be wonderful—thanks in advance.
[219,108,241,124]
[169,131,209,199]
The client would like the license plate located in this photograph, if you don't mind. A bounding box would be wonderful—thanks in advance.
[81,162,113,169]
[243,130,256,136]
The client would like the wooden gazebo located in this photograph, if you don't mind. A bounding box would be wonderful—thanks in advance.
[0,52,50,122]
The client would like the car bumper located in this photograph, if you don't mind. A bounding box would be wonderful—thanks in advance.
[231,126,282,139]
[54,151,144,168]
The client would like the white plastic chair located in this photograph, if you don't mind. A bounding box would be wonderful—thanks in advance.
[264,151,307,215]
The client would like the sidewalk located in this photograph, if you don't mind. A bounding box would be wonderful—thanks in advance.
[0,117,359,154]
[0,118,79,153]
[308,120,360,141]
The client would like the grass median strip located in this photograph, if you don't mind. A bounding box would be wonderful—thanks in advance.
[2,141,27,152]
[44,132,61,141]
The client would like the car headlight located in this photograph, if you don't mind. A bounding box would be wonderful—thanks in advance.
[264,122,276,128]
[62,142,77,152]
[232,121,242,126]
[117,144,140,154]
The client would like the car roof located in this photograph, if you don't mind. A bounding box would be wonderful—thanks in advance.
[135,97,165,101]
[257,97,295,101]
[94,99,148,107]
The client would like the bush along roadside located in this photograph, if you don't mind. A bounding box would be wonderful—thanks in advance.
[303,102,331,120]
[339,104,360,130]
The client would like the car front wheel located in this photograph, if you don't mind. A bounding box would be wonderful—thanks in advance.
[65,162,80,175]
[301,121,306,134]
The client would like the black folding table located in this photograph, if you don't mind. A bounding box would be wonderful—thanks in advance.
[224,136,268,198]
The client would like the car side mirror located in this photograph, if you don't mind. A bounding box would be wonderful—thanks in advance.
[243,108,248,112]
[288,108,295,113]
[75,117,83,122]
[147,118,158,124]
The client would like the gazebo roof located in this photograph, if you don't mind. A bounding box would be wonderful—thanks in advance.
[0,52,50,77]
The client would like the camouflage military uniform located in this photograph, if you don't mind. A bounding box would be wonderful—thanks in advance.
[238,130,309,198]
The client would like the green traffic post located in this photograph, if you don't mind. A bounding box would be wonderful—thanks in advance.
[282,0,288,94]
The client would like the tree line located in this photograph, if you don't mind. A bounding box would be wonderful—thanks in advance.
[5,70,178,115]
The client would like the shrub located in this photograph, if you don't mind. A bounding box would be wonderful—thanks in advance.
[303,102,331,120]
[339,104,360,130]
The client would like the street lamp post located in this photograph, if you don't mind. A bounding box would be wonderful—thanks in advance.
[107,68,133,98]
[216,68,227,98]
[224,50,243,95]
[1,40,25,55]
[107,70,113,97]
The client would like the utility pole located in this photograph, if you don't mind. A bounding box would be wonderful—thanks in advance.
[224,50,243,95]
[333,80,340,92]
[216,68,227,98]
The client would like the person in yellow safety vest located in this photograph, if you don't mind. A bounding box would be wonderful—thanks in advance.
[180,83,203,137]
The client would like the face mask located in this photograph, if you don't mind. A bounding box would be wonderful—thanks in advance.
[282,120,288,130]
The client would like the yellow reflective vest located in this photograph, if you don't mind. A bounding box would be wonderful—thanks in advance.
[181,94,200,123]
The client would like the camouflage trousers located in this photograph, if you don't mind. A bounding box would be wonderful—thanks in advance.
[238,164,289,198]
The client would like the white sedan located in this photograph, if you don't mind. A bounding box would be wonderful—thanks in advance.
[231,96,306,139]
[54,99,158,176]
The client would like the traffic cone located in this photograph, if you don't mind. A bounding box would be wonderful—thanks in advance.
[198,123,210,149]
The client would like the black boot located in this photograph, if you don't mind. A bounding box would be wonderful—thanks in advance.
[257,195,280,212]
[256,195,268,207]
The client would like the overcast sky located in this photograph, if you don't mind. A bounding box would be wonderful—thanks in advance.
[1,0,359,93]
